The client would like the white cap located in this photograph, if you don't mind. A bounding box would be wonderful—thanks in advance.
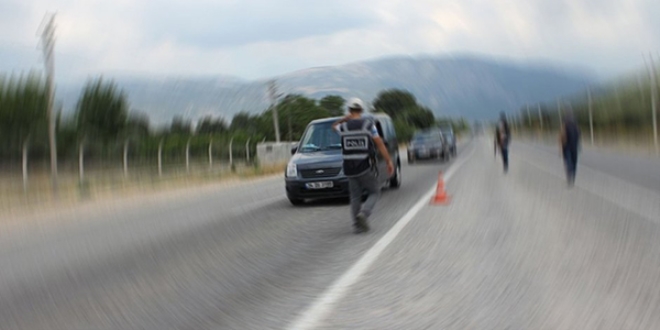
[346,97,364,111]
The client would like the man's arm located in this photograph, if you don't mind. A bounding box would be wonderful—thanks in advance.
[331,115,351,131]
[372,136,394,175]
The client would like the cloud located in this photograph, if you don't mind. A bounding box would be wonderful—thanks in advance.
[140,0,379,48]
[0,0,658,82]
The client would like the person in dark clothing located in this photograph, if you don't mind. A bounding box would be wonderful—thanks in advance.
[494,112,511,173]
[560,113,581,187]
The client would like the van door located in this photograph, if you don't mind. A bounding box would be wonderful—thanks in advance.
[385,118,398,162]
[374,119,389,183]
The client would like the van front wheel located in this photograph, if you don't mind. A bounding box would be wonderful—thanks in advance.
[389,161,401,189]
[288,197,304,206]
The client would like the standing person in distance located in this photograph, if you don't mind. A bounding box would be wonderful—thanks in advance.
[494,112,511,173]
[559,111,581,187]
[332,98,394,234]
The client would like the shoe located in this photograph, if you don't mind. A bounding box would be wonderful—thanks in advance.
[354,213,370,234]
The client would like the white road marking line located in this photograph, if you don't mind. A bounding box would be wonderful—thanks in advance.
[286,147,475,330]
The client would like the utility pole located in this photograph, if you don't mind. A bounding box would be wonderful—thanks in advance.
[526,104,531,127]
[556,98,562,125]
[537,104,544,130]
[288,108,293,142]
[267,80,281,143]
[649,54,659,155]
[510,113,517,133]
[229,137,234,168]
[185,138,191,173]
[158,139,163,178]
[39,13,58,194]
[246,138,251,163]
[638,72,646,106]
[123,139,129,178]
[208,135,213,170]
[588,86,594,146]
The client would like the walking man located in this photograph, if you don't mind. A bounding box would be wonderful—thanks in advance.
[494,112,511,173]
[332,98,394,234]
[560,112,581,187]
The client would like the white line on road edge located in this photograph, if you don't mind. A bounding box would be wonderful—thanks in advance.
[286,147,476,330]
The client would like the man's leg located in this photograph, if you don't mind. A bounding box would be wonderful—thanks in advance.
[359,170,381,219]
[563,147,575,185]
[501,147,509,172]
[348,177,362,224]
[569,147,578,184]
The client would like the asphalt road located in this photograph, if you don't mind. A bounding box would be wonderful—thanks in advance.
[0,135,659,330]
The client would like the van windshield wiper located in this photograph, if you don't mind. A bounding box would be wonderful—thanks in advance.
[321,144,343,150]
[300,145,321,152]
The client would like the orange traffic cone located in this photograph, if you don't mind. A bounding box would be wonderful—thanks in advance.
[431,171,451,205]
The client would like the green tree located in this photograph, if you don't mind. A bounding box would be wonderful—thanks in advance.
[197,115,228,135]
[372,88,436,132]
[0,72,48,186]
[262,94,330,141]
[125,112,150,138]
[372,89,417,120]
[393,119,415,142]
[169,115,192,135]
[230,111,261,135]
[405,106,435,129]
[319,95,345,117]
[75,77,129,145]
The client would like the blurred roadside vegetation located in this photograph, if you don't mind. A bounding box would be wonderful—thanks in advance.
[1,73,470,201]
[515,65,659,148]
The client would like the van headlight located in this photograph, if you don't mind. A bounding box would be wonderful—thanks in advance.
[286,163,298,178]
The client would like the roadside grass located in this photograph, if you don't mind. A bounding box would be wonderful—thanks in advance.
[0,161,287,219]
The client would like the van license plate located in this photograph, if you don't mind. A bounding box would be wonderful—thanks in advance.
[306,181,334,189]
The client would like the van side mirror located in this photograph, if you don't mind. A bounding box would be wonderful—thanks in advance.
[291,146,298,155]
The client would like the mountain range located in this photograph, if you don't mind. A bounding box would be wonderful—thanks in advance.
[55,55,596,127]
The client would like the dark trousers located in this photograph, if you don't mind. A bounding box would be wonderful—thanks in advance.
[501,147,509,172]
[563,146,578,184]
[348,169,380,223]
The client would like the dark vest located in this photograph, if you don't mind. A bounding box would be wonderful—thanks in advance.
[339,118,376,177]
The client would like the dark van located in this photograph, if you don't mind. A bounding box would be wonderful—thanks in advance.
[285,113,401,205]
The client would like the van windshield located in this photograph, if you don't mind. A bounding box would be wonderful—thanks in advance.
[298,122,342,153]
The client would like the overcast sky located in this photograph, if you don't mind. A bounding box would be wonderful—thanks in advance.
[1,0,659,83]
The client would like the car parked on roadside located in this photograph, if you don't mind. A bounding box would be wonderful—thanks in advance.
[284,113,401,205]
[407,130,450,164]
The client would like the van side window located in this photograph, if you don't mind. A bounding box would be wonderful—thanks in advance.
[375,121,384,138]
[380,118,392,139]
[386,119,395,138]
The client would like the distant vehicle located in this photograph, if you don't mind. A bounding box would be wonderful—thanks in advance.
[407,130,450,164]
[284,113,401,206]
[441,129,457,156]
